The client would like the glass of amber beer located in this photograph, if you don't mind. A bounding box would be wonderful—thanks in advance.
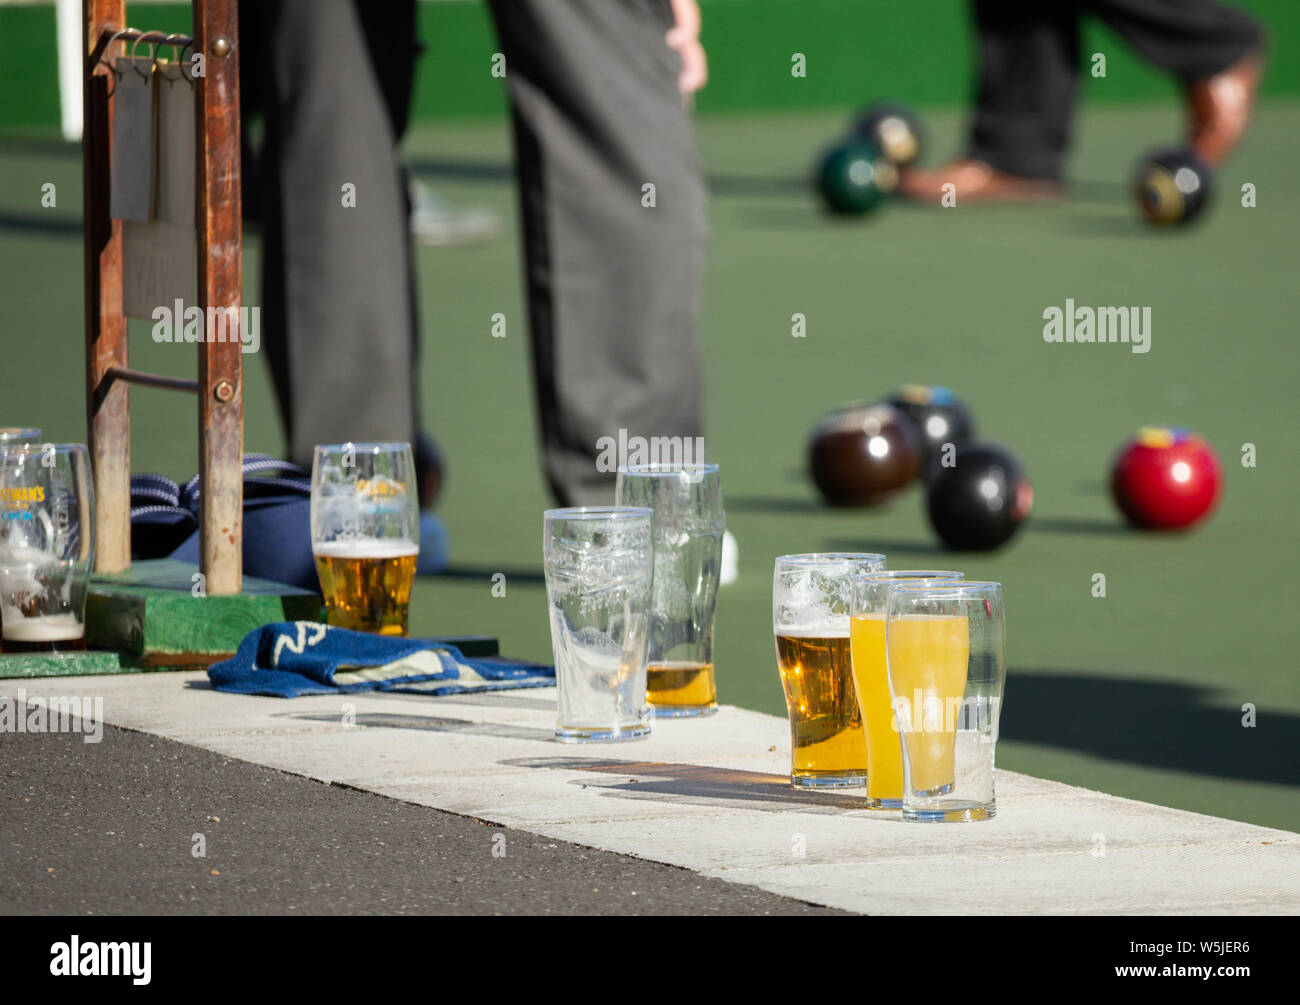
[772,552,884,788]
[886,580,1005,822]
[311,442,419,636]
[0,443,94,653]
[615,463,723,717]
[850,570,964,810]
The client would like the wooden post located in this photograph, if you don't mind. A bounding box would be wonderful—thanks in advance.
[193,0,243,596]
[82,0,130,574]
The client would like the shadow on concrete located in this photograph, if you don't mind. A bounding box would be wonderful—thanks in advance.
[292,710,554,742]
[503,756,874,814]
[1003,670,1296,787]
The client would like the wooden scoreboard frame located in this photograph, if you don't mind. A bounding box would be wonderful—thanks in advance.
[82,0,243,596]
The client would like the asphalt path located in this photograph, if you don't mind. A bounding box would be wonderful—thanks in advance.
[1,723,845,916]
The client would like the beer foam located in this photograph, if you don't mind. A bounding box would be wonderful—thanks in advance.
[773,627,850,639]
[3,613,85,642]
[313,539,419,559]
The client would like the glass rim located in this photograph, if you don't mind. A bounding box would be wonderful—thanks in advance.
[889,580,1002,594]
[855,569,964,581]
[775,552,886,567]
[0,441,87,455]
[544,505,654,521]
[617,462,719,477]
[314,441,412,455]
[0,427,41,438]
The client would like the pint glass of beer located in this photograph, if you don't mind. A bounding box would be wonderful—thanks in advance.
[615,463,723,717]
[885,580,1005,822]
[543,506,653,742]
[310,442,419,636]
[0,443,94,653]
[850,570,964,810]
[772,552,884,788]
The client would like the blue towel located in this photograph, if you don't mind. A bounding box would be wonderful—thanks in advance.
[208,621,554,698]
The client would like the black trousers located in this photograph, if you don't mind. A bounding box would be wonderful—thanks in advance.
[968,0,1263,180]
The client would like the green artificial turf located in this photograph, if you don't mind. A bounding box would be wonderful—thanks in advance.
[1,101,1296,831]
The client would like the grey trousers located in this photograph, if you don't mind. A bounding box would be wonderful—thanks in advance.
[253,0,421,472]
[255,0,706,508]
[491,0,708,506]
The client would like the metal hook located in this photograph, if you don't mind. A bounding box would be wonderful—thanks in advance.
[101,27,135,97]
[128,32,155,78]
[171,33,199,83]
[175,35,198,82]
[152,33,188,79]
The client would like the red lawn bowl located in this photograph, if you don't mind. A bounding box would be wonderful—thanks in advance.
[1110,427,1222,530]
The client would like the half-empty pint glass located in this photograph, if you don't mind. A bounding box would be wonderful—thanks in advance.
[0,443,94,652]
[851,570,964,809]
[311,442,419,636]
[615,463,724,717]
[772,552,885,787]
[543,506,653,742]
[886,580,1005,822]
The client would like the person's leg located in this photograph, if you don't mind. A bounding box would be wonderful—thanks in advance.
[488,0,707,507]
[898,1,1081,201]
[1085,0,1264,164]
[1087,0,1261,78]
[967,1,1082,183]
[257,0,417,470]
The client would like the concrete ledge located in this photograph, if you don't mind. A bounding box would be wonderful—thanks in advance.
[4,674,1297,915]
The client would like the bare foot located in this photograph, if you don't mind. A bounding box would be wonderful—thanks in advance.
[897,159,1065,204]
[1187,50,1265,166]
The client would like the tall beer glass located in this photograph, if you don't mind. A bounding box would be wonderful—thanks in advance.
[543,506,653,742]
[0,443,94,652]
[850,570,964,809]
[772,552,884,788]
[886,580,1005,822]
[311,442,419,636]
[615,462,723,717]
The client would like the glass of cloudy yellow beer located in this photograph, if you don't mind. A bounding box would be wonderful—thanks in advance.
[885,580,1005,822]
[311,442,419,636]
[0,443,94,653]
[772,552,884,788]
[850,571,964,810]
[615,462,723,717]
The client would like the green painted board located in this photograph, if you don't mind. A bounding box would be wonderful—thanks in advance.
[86,559,322,656]
[0,651,124,679]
